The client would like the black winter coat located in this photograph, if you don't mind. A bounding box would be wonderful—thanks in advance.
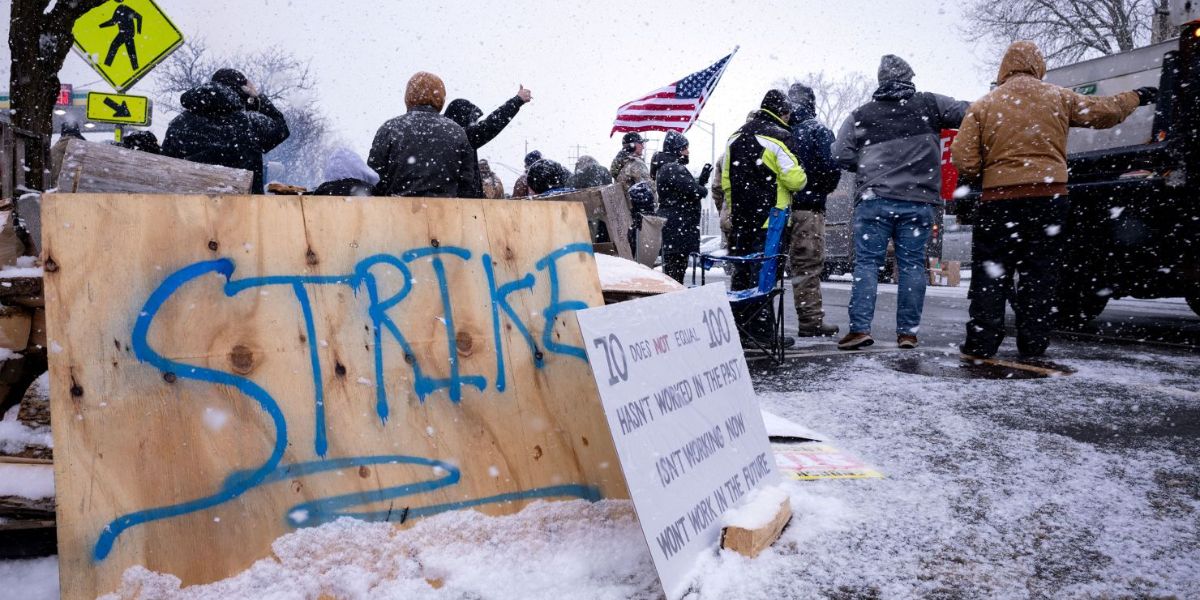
[312,178,374,197]
[568,162,614,190]
[653,151,707,255]
[789,111,840,212]
[368,106,478,198]
[162,83,290,193]
[445,97,526,198]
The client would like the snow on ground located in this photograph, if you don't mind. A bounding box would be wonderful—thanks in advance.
[95,500,658,600]
[736,352,1200,599]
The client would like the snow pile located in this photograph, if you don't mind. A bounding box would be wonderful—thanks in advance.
[0,255,43,278]
[0,404,52,456]
[594,253,682,293]
[100,500,661,600]
[0,557,58,600]
[0,463,54,499]
[720,484,790,530]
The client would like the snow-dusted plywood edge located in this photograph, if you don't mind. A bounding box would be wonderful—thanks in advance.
[594,253,684,295]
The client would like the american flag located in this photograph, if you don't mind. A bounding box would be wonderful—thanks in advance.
[610,49,738,136]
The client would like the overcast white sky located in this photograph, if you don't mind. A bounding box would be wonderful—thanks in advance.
[6,0,997,181]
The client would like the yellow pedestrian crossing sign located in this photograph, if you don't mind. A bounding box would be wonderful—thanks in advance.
[86,92,152,126]
[72,0,184,92]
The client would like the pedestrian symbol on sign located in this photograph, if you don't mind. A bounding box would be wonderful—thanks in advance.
[100,0,143,70]
[72,0,183,92]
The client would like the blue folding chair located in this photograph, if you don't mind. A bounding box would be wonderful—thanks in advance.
[691,207,790,362]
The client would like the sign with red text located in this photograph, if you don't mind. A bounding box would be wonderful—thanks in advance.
[774,443,883,480]
[577,284,780,600]
[940,129,960,202]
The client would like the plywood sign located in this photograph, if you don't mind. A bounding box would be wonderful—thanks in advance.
[41,193,627,599]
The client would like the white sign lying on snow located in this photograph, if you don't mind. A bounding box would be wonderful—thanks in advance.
[577,284,780,599]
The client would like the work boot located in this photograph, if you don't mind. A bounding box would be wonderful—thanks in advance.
[741,332,796,352]
[837,332,874,351]
[897,334,918,349]
[959,344,992,365]
[960,353,988,365]
[797,321,839,338]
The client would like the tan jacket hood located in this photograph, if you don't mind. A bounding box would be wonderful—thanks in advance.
[997,41,1046,85]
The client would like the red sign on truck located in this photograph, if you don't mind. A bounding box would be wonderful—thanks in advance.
[940,129,959,201]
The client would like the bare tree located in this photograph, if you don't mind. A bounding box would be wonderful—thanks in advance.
[153,38,334,187]
[773,71,874,131]
[9,0,108,189]
[964,0,1156,67]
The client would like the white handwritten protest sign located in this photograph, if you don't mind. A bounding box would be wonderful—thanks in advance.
[577,284,780,599]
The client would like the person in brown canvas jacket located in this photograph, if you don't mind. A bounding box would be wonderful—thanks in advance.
[952,40,1155,360]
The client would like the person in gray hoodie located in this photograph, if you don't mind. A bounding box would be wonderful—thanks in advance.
[831,55,967,351]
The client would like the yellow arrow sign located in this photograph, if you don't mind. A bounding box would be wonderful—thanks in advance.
[86,92,152,126]
[72,0,184,92]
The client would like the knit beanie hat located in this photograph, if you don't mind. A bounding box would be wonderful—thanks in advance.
[663,131,689,155]
[760,89,791,118]
[405,71,447,111]
[878,55,915,84]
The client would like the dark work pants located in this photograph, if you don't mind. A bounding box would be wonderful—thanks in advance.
[663,253,688,284]
[729,227,773,338]
[963,196,1068,358]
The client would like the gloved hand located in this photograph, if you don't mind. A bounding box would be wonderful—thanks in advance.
[1134,87,1158,106]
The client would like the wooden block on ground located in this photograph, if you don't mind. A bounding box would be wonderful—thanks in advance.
[0,306,32,351]
[720,492,792,559]
[55,139,252,195]
[943,261,961,287]
[42,193,627,599]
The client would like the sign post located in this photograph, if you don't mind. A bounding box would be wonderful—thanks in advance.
[71,0,184,93]
[577,285,781,599]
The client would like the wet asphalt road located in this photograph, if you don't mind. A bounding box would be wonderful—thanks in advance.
[768,280,1200,441]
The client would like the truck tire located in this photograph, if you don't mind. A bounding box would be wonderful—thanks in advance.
[1056,286,1110,329]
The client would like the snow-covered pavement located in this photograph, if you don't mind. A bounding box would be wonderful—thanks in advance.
[733,350,1200,598]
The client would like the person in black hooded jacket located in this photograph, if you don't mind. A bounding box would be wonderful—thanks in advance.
[653,131,708,283]
[444,86,532,197]
[786,83,842,337]
[162,70,289,193]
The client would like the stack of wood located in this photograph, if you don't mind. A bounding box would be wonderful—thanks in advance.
[0,248,52,559]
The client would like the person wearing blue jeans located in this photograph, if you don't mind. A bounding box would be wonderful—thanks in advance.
[848,198,935,344]
[831,54,967,350]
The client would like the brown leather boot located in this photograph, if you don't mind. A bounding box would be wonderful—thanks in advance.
[837,332,874,350]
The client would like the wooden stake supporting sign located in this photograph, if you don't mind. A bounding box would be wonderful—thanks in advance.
[42,193,627,600]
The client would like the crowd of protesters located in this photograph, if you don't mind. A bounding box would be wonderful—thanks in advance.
[53,41,1152,360]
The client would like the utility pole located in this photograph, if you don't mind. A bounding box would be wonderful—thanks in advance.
[693,119,718,169]
[567,144,588,165]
